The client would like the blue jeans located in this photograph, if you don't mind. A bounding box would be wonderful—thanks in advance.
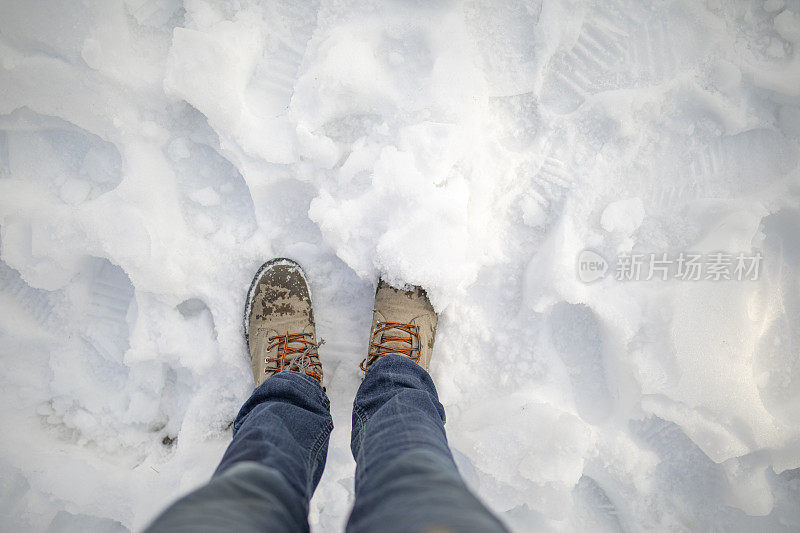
[145,355,507,533]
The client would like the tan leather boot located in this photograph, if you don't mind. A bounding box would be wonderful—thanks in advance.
[245,258,323,387]
[360,280,438,372]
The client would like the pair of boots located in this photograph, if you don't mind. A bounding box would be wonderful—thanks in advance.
[244,259,438,387]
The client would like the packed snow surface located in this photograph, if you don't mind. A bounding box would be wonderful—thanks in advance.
[2,0,800,531]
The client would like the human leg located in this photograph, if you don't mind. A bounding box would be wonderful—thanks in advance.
[145,259,331,533]
[347,355,507,533]
[347,281,506,533]
[145,371,332,533]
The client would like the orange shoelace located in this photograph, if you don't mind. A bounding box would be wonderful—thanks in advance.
[360,321,421,371]
[267,332,323,382]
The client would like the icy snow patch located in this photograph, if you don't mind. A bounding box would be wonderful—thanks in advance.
[600,198,645,236]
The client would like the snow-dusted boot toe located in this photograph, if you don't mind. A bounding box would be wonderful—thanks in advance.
[361,280,438,373]
[245,258,323,388]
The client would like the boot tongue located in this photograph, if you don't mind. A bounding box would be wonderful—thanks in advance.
[373,323,418,357]
[288,339,324,372]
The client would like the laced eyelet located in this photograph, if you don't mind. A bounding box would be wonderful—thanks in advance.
[265,332,323,382]
[360,321,421,371]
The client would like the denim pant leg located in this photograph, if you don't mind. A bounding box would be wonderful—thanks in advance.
[145,372,333,533]
[347,354,508,533]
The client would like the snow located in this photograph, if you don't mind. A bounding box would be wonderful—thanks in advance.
[600,198,645,235]
[1,0,800,532]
